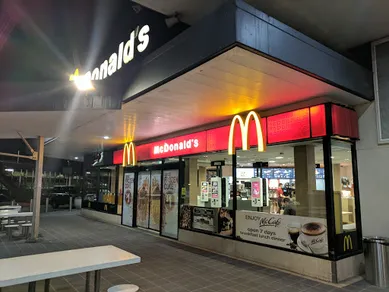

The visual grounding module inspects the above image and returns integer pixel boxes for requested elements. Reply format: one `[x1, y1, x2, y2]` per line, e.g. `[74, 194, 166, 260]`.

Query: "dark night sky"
[0, 0, 187, 82]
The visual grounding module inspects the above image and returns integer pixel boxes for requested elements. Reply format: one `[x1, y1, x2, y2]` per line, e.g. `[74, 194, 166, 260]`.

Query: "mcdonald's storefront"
[81, 102, 362, 282]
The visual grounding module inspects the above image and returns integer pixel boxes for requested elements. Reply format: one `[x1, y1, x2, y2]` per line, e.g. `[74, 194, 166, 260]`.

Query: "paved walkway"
[0, 212, 381, 292]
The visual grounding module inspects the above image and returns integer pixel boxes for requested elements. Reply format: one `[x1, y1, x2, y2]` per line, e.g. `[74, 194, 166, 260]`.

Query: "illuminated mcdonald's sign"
[228, 111, 266, 155]
[122, 142, 136, 167]
[344, 235, 353, 251]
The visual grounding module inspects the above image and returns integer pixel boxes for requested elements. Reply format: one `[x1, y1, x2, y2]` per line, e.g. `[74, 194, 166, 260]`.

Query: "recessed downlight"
[103, 136, 110, 140]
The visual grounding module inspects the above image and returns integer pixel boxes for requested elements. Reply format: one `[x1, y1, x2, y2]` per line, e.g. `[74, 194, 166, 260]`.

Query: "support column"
[294, 145, 316, 216]
[188, 158, 199, 206]
[31, 136, 44, 241]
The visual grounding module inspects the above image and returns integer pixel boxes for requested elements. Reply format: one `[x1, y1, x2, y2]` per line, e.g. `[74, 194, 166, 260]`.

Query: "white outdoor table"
[0, 206, 21, 211]
[0, 245, 141, 292]
[0, 212, 32, 219]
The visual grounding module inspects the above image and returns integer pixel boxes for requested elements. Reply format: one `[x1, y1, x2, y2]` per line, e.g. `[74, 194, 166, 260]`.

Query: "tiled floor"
[0, 211, 384, 292]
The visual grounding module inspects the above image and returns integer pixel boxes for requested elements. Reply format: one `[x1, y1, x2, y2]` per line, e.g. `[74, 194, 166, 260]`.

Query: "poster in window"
[218, 208, 233, 237]
[180, 205, 192, 229]
[236, 211, 328, 256]
[149, 171, 161, 231]
[161, 169, 179, 238]
[200, 181, 209, 202]
[192, 207, 215, 232]
[251, 178, 263, 207]
[210, 177, 221, 208]
[122, 173, 135, 227]
[137, 172, 150, 229]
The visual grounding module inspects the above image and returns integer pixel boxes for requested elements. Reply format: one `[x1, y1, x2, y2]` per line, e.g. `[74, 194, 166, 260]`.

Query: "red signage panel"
[137, 131, 208, 161]
[267, 108, 310, 144]
[332, 105, 359, 139]
[113, 149, 123, 165]
[310, 105, 326, 137]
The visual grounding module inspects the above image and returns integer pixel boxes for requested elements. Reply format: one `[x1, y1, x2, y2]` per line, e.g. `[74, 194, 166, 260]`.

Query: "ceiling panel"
[52, 47, 365, 159]
[134, 0, 389, 50]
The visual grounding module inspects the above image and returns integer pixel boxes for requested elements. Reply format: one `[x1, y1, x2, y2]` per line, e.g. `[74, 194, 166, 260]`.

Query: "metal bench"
[21, 223, 32, 238]
[4, 224, 19, 240]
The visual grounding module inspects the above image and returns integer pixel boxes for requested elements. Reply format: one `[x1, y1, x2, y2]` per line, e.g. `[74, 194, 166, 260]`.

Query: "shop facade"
[80, 0, 373, 284]
[82, 102, 361, 282]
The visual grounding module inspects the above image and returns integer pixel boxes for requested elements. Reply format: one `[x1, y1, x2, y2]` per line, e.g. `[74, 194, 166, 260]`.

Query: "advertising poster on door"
[210, 177, 222, 208]
[200, 181, 209, 202]
[122, 173, 135, 226]
[251, 179, 263, 207]
[236, 211, 328, 256]
[149, 171, 161, 230]
[137, 172, 150, 229]
[162, 169, 179, 238]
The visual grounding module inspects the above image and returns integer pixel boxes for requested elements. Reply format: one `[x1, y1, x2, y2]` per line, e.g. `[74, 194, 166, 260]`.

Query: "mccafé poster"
[122, 173, 135, 226]
[236, 211, 328, 256]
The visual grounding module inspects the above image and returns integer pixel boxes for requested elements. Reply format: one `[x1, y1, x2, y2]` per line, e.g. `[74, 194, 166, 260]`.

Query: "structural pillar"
[294, 145, 316, 216]
[31, 136, 44, 241]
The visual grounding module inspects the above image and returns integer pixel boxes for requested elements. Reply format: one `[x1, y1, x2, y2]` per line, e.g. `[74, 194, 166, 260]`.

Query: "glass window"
[99, 167, 117, 205]
[331, 140, 356, 233]
[180, 154, 234, 237]
[235, 141, 329, 257]
[236, 142, 326, 218]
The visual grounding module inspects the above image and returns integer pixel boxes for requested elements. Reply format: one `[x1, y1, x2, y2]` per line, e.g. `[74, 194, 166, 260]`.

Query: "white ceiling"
[38, 46, 365, 159]
[134, 0, 389, 51]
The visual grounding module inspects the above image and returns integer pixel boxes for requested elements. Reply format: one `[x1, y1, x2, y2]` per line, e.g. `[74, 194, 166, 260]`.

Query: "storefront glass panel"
[331, 140, 356, 233]
[161, 169, 180, 238]
[235, 141, 328, 256]
[137, 172, 151, 228]
[180, 155, 234, 237]
[122, 172, 135, 227]
[149, 171, 162, 231]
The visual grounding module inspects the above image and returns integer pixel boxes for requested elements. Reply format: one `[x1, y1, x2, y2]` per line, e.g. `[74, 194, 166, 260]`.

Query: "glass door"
[137, 172, 151, 228]
[149, 171, 162, 231]
[122, 172, 135, 227]
[161, 169, 180, 238]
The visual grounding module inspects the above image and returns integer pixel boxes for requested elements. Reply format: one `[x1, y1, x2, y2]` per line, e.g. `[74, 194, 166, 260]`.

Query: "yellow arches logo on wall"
[344, 235, 353, 251]
[123, 142, 136, 167]
[228, 111, 266, 155]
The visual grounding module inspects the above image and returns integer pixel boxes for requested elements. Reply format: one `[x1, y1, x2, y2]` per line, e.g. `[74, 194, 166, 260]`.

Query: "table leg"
[94, 270, 101, 292]
[28, 281, 36, 292]
[85, 272, 91, 292]
[44, 279, 50, 292]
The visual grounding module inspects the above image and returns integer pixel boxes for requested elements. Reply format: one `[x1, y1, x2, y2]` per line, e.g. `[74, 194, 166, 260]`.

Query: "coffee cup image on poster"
[122, 173, 135, 226]
[236, 210, 328, 256]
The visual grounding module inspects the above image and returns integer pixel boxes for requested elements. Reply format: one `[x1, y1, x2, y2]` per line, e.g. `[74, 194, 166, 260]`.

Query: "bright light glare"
[103, 136, 110, 140]
[5, 168, 14, 172]
[269, 160, 276, 163]
[74, 75, 94, 91]
[74, 157, 79, 160]
[275, 156, 284, 159]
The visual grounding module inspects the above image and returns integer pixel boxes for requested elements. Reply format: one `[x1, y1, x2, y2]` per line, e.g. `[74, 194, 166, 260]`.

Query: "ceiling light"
[73, 75, 94, 91]
[275, 156, 284, 159]
[74, 157, 79, 160]
[5, 168, 14, 172]
[331, 156, 334, 159]
[237, 156, 241, 158]
[103, 136, 110, 140]
[269, 160, 276, 163]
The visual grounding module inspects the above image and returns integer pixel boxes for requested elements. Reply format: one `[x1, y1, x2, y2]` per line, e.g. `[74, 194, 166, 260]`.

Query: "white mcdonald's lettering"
[153, 139, 199, 155]
[228, 111, 265, 155]
[122, 142, 136, 166]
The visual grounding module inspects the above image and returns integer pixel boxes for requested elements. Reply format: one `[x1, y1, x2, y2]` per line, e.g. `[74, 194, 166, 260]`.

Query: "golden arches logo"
[344, 235, 353, 251]
[123, 142, 136, 166]
[228, 111, 266, 155]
